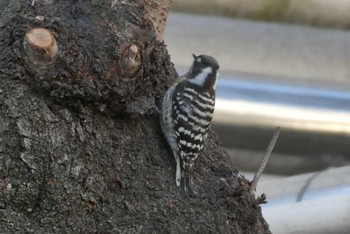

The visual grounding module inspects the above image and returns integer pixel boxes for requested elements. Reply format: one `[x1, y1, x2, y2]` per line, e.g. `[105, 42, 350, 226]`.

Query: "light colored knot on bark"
[119, 44, 141, 80]
[23, 27, 58, 68]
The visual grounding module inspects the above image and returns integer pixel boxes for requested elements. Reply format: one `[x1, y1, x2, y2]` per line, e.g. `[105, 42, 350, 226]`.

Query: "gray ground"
[164, 12, 350, 83]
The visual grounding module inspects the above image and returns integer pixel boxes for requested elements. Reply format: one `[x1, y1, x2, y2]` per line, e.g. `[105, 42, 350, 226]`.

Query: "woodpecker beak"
[192, 54, 197, 60]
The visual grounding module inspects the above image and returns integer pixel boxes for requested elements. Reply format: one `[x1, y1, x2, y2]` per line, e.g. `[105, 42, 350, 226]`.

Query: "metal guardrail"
[212, 73, 350, 174]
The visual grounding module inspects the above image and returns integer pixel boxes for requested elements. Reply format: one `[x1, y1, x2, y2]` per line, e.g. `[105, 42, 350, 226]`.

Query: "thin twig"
[250, 127, 281, 192]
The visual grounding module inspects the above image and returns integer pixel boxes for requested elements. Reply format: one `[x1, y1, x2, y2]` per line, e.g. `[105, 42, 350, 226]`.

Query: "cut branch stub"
[118, 44, 141, 80]
[23, 27, 58, 68]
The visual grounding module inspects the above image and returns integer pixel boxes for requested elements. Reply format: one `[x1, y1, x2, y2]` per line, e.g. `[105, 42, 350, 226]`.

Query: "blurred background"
[164, 1, 350, 233]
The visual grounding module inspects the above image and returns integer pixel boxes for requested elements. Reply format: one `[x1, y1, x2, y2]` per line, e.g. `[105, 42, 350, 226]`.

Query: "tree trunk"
[0, 1, 270, 233]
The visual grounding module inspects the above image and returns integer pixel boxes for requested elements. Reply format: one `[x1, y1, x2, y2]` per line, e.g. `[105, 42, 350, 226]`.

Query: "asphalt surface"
[164, 12, 350, 83]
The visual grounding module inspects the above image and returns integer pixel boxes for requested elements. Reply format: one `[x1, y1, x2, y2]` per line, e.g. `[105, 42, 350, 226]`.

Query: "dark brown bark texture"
[0, 1, 270, 233]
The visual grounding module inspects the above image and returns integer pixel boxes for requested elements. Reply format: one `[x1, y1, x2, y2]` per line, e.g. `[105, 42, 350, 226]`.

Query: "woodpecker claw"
[183, 164, 197, 197]
[152, 106, 161, 114]
[183, 179, 197, 197]
[186, 184, 197, 197]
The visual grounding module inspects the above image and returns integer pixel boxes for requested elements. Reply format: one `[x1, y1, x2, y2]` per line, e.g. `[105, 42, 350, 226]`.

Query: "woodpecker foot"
[183, 167, 197, 197]
[185, 184, 197, 197]
[150, 106, 161, 118]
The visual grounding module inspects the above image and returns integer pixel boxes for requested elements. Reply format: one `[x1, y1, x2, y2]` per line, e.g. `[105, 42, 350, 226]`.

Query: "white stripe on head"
[188, 67, 212, 86]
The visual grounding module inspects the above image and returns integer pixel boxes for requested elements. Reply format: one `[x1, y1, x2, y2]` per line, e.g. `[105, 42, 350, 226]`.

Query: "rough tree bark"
[0, 1, 271, 233]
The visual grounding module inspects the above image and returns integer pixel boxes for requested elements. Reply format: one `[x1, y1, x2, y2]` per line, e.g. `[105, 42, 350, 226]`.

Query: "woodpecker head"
[186, 54, 220, 90]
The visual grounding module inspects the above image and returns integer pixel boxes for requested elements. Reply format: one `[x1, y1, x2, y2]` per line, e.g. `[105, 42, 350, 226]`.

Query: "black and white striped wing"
[172, 82, 215, 164]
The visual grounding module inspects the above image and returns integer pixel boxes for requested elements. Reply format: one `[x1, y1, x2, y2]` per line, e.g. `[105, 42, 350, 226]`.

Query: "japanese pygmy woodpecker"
[161, 54, 219, 196]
